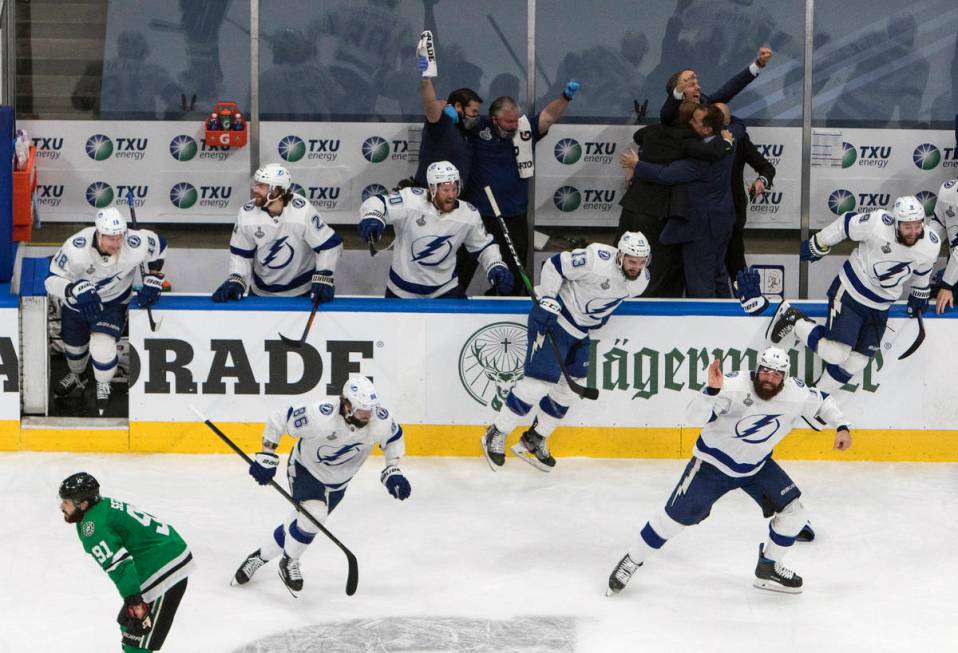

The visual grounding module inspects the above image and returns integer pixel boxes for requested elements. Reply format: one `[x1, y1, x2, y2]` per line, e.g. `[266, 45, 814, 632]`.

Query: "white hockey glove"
[417, 30, 437, 78]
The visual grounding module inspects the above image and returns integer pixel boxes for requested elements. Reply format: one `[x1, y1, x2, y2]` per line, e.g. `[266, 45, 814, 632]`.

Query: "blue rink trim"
[0, 284, 17, 306]
[127, 295, 958, 318]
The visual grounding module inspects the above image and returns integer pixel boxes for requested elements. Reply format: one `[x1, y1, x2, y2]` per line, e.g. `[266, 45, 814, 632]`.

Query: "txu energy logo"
[361, 184, 388, 201]
[459, 322, 527, 410]
[86, 134, 114, 161]
[169, 182, 198, 209]
[553, 186, 582, 212]
[279, 135, 306, 162]
[31, 136, 64, 160]
[169, 135, 198, 161]
[841, 142, 857, 168]
[362, 136, 390, 163]
[554, 138, 582, 164]
[85, 182, 115, 208]
[912, 143, 941, 170]
[828, 188, 856, 215]
[915, 190, 937, 216]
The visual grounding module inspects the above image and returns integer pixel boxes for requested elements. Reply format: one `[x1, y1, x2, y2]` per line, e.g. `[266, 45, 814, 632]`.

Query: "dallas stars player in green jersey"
[59, 472, 194, 652]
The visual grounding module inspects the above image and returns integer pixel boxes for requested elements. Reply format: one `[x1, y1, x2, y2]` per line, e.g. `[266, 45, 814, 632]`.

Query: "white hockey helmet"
[426, 160, 460, 195]
[758, 346, 789, 374]
[617, 231, 651, 267]
[892, 195, 925, 225]
[253, 163, 291, 191]
[94, 207, 127, 236]
[342, 376, 379, 413]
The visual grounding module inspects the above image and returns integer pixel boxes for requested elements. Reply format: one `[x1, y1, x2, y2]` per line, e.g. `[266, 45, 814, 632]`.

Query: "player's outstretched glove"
[563, 80, 580, 101]
[136, 274, 163, 308]
[212, 274, 246, 302]
[359, 216, 385, 243]
[800, 235, 829, 262]
[65, 280, 103, 322]
[734, 267, 769, 316]
[310, 270, 335, 304]
[417, 30, 437, 78]
[487, 264, 515, 295]
[381, 465, 411, 500]
[117, 593, 152, 636]
[907, 286, 930, 316]
[530, 296, 561, 334]
[249, 451, 279, 485]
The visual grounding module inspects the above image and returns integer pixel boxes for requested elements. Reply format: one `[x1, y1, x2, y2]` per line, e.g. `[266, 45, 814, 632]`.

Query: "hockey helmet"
[758, 347, 789, 374]
[426, 160, 460, 195]
[617, 231, 651, 259]
[253, 163, 291, 191]
[94, 207, 127, 236]
[342, 376, 379, 413]
[892, 195, 925, 225]
[59, 472, 101, 506]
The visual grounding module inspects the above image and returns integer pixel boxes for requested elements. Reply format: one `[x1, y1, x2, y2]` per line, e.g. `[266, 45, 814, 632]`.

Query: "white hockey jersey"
[816, 209, 940, 310]
[359, 187, 506, 298]
[228, 196, 343, 297]
[45, 226, 167, 304]
[929, 179, 958, 286]
[536, 244, 649, 339]
[687, 372, 847, 478]
[262, 399, 404, 490]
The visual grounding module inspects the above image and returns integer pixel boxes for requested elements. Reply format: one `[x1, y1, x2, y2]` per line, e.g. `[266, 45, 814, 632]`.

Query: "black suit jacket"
[730, 117, 776, 229]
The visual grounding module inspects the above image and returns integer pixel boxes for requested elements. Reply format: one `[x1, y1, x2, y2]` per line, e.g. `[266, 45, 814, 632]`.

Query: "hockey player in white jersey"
[232, 376, 409, 593]
[358, 160, 514, 298]
[929, 179, 958, 314]
[606, 348, 852, 596]
[45, 207, 167, 415]
[212, 163, 343, 302]
[481, 231, 650, 472]
[769, 195, 940, 393]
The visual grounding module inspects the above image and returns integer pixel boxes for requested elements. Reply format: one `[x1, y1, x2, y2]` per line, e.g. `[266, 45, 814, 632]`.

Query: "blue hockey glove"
[487, 264, 515, 295]
[381, 465, 411, 501]
[734, 267, 769, 315]
[135, 274, 163, 308]
[442, 104, 460, 124]
[530, 297, 561, 334]
[563, 80, 580, 101]
[907, 287, 930, 316]
[65, 280, 103, 322]
[212, 274, 245, 302]
[800, 235, 829, 262]
[359, 216, 385, 243]
[310, 271, 335, 304]
[249, 451, 279, 485]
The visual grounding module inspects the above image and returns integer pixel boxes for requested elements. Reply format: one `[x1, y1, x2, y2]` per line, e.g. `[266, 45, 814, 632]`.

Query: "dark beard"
[753, 377, 784, 401]
[63, 509, 84, 524]
[344, 413, 369, 429]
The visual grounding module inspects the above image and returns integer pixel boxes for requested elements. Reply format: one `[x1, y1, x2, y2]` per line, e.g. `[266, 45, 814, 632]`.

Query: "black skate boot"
[95, 381, 111, 417]
[279, 554, 303, 593]
[766, 302, 810, 345]
[512, 427, 556, 472]
[753, 544, 803, 593]
[54, 372, 86, 398]
[232, 549, 267, 586]
[606, 553, 642, 596]
[481, 425, 506, 470]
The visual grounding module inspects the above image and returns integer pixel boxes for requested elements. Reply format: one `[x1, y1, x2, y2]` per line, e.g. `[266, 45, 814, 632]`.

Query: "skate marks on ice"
[232, 616, 576, 652]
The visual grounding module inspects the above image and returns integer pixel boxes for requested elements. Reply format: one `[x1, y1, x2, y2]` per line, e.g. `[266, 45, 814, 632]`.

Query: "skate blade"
[605, 587, 622, 597]
[510, 443, 554, 473]
[480, 436, 504, 472]
[278, 571, 301, 599]
[752, 578, 803, 594]
[764, 300, 792, 345]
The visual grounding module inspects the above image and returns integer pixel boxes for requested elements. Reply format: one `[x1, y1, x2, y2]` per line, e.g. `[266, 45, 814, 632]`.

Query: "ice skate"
[279, 554, 303, 595]
[766, 301, 809, 345]
[232, 549, 267, 586]
[481, 425, 506, 470]
[53, 372, 85, 398]
[606, 553, 642, 596]
[511, 428, 556, 472]
[95, 381, 111, 416]
[753, 544, 803, 593]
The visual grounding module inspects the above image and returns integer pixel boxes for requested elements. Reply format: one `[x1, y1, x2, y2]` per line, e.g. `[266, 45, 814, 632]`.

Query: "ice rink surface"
[2, 452, 956, 652]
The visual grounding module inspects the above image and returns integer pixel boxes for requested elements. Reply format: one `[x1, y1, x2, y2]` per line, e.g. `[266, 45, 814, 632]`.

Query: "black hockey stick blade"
[367, 239, 378, 257]
[278, 294, 322, 348]
[898, 313, 925, 360]
[190, 406, 359, 596]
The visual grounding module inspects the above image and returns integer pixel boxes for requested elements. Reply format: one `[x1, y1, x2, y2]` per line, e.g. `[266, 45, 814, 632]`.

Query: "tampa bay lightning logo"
[734, 414, 782, 443]
[319, 403, 334, 415]
[261, 236, 295, 269]
[127, 235, 141, 247]
[872, 260, 911, 287]
[583, 296, 623, 316]
[314, 443, 362, 466]
[410, 235, 453, 266]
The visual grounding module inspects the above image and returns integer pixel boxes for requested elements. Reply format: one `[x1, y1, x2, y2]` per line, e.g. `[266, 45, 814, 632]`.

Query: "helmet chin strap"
[262, 188, 284, 211]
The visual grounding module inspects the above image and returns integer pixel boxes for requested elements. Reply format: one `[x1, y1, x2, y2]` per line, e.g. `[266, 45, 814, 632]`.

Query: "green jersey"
[76, 497, 194, 602]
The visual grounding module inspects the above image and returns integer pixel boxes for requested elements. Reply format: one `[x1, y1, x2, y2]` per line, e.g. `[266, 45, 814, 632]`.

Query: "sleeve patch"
[597, 249, 611, 260]
[945, 180, 956, 189]
[930, 230, 940, 244]
[387, 193, 403, 205]
[72, 236, 87, 248]
[291, 197, 307, 209]
[126, 234, 141, 248]
[410, 187, 424, 195]
[793, 378, 806, 387]
[319, 402, 334, 415]
[376, 407, 389, 420]
[243, 200, 256, 211]
[881, 213, 894, 225]
[725, 371, 739, 378]
[858, 213, 870, 223]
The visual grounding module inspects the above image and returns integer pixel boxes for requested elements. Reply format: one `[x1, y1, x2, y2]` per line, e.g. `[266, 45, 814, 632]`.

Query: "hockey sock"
[258, 524, 285, 561]
[764, 501, 806, 562]
[794, 319, 823, 351]
[629, 509, 685, 563]
[64, 343, 90, 375]
[283, 519, 317, 559]
[492, 377, 550, 433]
[90, 333, 118, 383]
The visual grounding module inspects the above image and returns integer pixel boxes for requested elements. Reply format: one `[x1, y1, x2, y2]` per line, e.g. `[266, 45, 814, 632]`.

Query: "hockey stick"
[279, 293, 321, 348]
[898, 312, 925, 360]
[126, 192, 160, 332]
[483, 186, 599, 401]
[190, 405, 359, 596]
